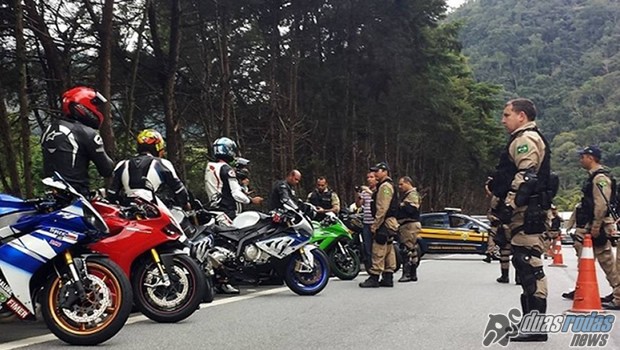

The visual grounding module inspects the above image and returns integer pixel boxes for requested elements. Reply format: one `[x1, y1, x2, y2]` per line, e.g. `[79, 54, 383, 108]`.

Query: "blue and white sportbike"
[191, 201, 330, 296]
[0, 174, 132, 345]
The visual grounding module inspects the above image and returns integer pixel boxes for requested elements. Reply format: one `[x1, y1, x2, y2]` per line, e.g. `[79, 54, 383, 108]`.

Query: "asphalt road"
[1, 246, 619, 349]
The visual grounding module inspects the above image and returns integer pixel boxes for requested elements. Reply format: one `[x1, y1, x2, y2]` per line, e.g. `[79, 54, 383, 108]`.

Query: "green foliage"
[450, 0, 620, 208]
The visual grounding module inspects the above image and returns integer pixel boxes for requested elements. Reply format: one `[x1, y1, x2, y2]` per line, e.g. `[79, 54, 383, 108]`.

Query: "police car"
[417, 208, 491, 255]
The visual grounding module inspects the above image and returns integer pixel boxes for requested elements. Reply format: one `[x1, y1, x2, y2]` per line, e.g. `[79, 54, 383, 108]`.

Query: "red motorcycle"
[89, 190, 205, 323]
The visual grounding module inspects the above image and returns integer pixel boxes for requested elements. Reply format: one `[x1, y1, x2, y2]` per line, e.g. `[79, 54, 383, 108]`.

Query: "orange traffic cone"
[545, 239, 554, 259]
[549, 236, 566, 267]
[570, 234, 603, 312]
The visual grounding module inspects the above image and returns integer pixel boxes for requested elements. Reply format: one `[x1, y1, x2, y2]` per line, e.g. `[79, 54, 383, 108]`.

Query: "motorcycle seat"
[213, 224, 268, 242]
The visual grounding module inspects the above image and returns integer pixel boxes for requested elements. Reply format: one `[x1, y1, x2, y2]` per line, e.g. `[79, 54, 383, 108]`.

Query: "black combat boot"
[601, 293, 614, 303]
[398, 263, 413, 282]
[359, 274, 380, 288]
[496, 268, 509, 283]
[511, 296, 548, 342]
[379, 272, 394, 287]
[561, 290, 575, 300]
[410, 263, 418, 282]
[482, 253, 493, 263]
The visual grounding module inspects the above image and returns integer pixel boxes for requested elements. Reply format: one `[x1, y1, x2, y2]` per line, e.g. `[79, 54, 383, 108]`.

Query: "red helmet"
[61, 86, 107, 129]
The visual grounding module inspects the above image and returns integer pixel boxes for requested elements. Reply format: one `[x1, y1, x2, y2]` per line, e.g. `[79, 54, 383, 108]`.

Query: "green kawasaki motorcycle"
[310, 213, 361, 280]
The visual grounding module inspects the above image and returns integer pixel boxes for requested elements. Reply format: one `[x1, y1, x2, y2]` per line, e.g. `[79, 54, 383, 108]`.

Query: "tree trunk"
[15, 0, 33, 197]
[148, 0, 184, 178]
[98, 0, 117, 160]
[0, 81, 22, 196]
[216, 1, 232, 136]
[24, 0, 70, 98]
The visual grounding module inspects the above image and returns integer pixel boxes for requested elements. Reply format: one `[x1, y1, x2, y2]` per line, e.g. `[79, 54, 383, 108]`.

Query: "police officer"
[359, 162, 399, 288]
[565, 146, 620, 309]
[307, 176, 341, 221]
[107, 129, 190, 208]
[396, 176, 421, 283]
[41, 86, 114, 196]
[486, 199, 514, 284]
[488, 98, 553, 342]
[268, 170, 302, 210]
[205, 137, 263, 219]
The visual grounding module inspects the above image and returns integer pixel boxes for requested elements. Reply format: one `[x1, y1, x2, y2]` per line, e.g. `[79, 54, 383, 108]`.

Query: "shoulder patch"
[228, 169, 237, 178]
[516, 144, 529, 154]
[382, 187, 392, 196]
[597, 180, 608, 188]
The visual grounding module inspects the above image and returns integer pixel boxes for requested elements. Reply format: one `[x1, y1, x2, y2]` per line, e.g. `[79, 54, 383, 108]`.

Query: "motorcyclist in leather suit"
[40, 86, 114, 196]
[107, 129, 190, 208]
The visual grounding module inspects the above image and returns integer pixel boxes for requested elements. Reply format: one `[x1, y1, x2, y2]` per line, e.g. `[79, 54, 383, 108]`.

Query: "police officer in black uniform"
[107, 129, 190, 208]
[307, 176, 341, 221]
[41, 86, 114, 196]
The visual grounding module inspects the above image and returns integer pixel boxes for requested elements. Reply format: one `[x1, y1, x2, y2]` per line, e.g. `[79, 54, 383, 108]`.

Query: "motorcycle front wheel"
[133, 254, 205, 323]
[41, 257, 132, 345]
[284, 248, 330, 296]
[328, 244, 360, 280]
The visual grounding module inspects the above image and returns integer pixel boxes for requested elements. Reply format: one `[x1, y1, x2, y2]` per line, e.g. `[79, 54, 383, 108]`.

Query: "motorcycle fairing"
[255, 233, 309, 260]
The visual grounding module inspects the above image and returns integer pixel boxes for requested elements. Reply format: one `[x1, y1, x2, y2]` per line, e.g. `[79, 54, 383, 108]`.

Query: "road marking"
[0, 286, 289, 350]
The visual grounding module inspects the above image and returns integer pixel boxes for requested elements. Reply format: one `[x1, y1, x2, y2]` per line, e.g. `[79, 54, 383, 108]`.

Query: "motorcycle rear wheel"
[328, 245, 360, 280]
[133, 254, 205, 323]
[41, 257, 132, 345]
[284, 248, 330, 296]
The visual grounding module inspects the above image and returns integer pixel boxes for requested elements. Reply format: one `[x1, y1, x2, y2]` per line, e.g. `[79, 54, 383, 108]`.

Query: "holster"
[375, 225, 397, 245]
[523, 196, 546, 234]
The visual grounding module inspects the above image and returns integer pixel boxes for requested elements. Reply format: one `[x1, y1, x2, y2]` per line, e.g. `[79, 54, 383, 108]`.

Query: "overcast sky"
[447, 0, 468, 10]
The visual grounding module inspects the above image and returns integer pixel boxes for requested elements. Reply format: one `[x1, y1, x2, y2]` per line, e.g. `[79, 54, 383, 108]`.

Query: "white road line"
[0, 286, 290, 350]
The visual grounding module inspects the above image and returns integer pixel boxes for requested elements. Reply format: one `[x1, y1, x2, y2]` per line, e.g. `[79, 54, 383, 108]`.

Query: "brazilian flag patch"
[598, 181, 608, 187]
[516, 144, 529, 154]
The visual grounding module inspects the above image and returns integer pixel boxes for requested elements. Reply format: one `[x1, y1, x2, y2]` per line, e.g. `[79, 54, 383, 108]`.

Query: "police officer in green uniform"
[567, 146, 620, 310]
[307, 176, 341, 221]
[359, 162, 399, 288]
[396, 176, 421, 282]
[488, 98, 555, 342]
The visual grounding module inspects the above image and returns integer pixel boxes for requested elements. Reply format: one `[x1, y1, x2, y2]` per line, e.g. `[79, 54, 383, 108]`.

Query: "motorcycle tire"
[284, 248, 330, 296]
[41, 257, 132, 345]
[328, 245, 360, 280]
[133, 254, 205, 323]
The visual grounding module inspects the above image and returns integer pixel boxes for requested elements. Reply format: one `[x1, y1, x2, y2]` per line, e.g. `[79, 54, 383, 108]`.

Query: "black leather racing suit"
[40, 118, 114, 195]
[107, 153, 189, 207]
[268, 180, 299, 211]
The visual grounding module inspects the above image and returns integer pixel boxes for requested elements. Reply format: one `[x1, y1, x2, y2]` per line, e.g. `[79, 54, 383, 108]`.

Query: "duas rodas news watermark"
[483, 308, 615, 347]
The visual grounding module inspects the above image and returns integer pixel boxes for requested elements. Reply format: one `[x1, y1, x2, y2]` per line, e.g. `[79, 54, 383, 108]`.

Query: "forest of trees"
[450, 0, 620, 210]
[0, 0, 505, 212]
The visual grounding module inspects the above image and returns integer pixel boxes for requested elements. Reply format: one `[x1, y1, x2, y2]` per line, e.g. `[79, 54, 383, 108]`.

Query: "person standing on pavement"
[396, 176, 421, 283]
[562, 145, 620, 310]
[359, 162, 399, 288]
[307, 176, 341, 221]
[358, 172, 378, 272]
[487, 98, 553, 342]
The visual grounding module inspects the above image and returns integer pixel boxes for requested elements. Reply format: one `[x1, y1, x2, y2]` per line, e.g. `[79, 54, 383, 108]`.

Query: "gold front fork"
[150, 249, 170, 286]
